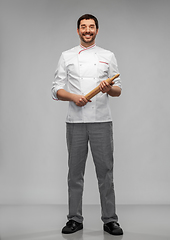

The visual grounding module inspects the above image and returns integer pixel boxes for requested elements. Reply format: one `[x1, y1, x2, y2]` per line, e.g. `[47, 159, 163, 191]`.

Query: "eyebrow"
[80, 24, 95, 27]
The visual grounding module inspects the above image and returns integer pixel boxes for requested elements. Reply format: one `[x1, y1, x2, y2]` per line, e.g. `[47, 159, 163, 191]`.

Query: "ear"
[77, 28, 80, 35]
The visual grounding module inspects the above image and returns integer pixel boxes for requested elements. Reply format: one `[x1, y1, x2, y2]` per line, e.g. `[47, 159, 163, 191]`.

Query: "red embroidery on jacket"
[99, 61, 109, 65]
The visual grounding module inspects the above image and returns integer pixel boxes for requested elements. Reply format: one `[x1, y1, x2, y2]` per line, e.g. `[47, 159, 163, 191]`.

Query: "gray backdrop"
[0, 0, 170, 205]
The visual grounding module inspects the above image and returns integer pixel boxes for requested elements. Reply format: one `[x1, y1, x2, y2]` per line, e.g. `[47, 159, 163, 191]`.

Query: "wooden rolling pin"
[85, 73, 120, 101]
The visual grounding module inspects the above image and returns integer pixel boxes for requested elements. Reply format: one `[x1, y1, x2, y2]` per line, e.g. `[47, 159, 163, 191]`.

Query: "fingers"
[79, 97, 87, 106]
[76, 96, 89, 107]
[99, 80, 111, 93]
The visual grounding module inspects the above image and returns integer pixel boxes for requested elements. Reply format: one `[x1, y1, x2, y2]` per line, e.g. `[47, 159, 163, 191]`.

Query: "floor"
[0, 205, 169, 240]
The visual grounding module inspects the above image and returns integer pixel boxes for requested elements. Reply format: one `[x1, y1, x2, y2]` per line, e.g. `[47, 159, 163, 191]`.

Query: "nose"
[86, 26, 90, 32]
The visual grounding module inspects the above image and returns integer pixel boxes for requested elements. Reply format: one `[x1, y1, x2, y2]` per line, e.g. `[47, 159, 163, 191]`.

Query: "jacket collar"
[79, 43, 96, 54]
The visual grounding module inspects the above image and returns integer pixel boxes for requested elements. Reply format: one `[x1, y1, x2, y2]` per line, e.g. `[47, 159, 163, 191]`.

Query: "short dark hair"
[77, 14, 99, 29]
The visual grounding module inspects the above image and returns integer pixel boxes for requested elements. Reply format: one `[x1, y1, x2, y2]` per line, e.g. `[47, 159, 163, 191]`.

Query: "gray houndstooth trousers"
[66, 122, 118, 224]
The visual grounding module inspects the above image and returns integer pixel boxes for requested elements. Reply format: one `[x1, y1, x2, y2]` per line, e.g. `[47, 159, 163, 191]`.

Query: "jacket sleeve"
[51, 53, 67, 100]
[109, 53, 122, 89]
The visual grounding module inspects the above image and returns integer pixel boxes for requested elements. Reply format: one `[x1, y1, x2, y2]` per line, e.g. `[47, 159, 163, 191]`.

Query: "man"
[52, 14, 123, 236]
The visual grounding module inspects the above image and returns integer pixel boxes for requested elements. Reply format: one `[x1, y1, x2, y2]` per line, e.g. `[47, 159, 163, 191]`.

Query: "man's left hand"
[99, 80, 112, 93]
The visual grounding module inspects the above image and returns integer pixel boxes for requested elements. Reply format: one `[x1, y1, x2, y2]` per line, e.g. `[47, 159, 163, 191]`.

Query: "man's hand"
[99, 81, 121, 97]
[57, 89, 91, 106]
[99, 80, 112, 93]
[72, 94, 91, 107]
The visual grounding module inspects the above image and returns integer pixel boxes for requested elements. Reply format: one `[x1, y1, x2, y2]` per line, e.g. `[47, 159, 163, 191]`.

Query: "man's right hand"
[57, 89, 91, 107]
[72, 94, 91, 107]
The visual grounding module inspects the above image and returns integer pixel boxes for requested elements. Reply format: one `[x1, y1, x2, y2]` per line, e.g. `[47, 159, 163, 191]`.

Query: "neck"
[80, 41, 96, 48]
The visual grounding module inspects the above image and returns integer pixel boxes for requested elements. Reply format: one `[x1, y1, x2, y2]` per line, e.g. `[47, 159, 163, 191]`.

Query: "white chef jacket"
[52, 44, 121, 123]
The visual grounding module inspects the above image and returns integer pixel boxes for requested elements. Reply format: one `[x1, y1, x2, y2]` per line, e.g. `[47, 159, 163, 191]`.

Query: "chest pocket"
[97, 61, 109, 79]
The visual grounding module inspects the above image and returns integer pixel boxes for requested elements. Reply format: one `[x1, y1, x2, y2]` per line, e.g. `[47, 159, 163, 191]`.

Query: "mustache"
[83, 32, 93, 36]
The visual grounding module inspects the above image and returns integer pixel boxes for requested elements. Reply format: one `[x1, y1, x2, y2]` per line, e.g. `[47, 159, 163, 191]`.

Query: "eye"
[90, 25, 95, 29]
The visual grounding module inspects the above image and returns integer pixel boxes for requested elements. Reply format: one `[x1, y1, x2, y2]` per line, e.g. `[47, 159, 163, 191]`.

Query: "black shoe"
[62, 220, 83, 234]
[104, 221, 123, 235]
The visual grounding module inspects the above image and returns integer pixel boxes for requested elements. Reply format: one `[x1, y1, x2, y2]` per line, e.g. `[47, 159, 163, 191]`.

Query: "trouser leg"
[66, 123, 88, 223]
[88, 122, 118, 224]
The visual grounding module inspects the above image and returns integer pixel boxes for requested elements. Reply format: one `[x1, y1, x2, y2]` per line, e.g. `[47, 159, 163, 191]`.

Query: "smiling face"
[77, 19, 99, 47]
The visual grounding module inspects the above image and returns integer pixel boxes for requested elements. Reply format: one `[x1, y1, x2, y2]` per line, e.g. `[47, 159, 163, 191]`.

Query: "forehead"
[80, 19, 96, 26]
